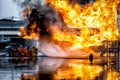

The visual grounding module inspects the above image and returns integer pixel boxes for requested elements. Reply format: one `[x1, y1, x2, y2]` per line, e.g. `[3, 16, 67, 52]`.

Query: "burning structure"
[16, 0, 120, 58]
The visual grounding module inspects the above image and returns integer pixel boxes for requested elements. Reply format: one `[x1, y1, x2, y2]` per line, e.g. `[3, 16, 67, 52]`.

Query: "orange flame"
[53, 60, 102, 80]
[47, 0, 120, 50]
[18, 0, 120, 56]
[18, 23, 40, 40]
[106, 70, 120, 80]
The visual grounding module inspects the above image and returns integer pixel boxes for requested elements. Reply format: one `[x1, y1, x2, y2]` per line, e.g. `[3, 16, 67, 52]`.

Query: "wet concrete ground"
[0, 56, 119, 80]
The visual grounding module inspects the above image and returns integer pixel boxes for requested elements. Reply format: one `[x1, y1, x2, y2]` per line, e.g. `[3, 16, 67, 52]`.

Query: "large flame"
[53, 60, 103, 80]
[106, 70, 120, 80]
[18, 0, 120, 57]
[47, 0, 120, 49]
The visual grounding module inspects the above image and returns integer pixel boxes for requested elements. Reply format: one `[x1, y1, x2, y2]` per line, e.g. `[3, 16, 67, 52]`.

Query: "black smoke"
[13, 0, 66, 37]
[13, 0, 92, 38]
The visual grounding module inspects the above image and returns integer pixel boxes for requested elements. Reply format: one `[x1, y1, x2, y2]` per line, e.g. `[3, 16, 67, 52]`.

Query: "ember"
[17, 0, 120, 58]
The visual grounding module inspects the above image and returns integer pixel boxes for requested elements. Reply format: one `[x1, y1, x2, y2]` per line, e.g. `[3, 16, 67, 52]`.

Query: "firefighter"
[89, 53, 93, 64]
[30, 46, 37, 56]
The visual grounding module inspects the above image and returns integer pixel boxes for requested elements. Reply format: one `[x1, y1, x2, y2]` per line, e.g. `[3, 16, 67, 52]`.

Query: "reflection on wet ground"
[0, 57, 119, 80]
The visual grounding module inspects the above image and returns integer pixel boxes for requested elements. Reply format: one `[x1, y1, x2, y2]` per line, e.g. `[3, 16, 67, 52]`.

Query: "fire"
[47, 0, 120, 49]
[53, 60, 102, 80]
[106, 70, 120, 80]
[19, 23, 40, 40]
[18, 0, 120, 57]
